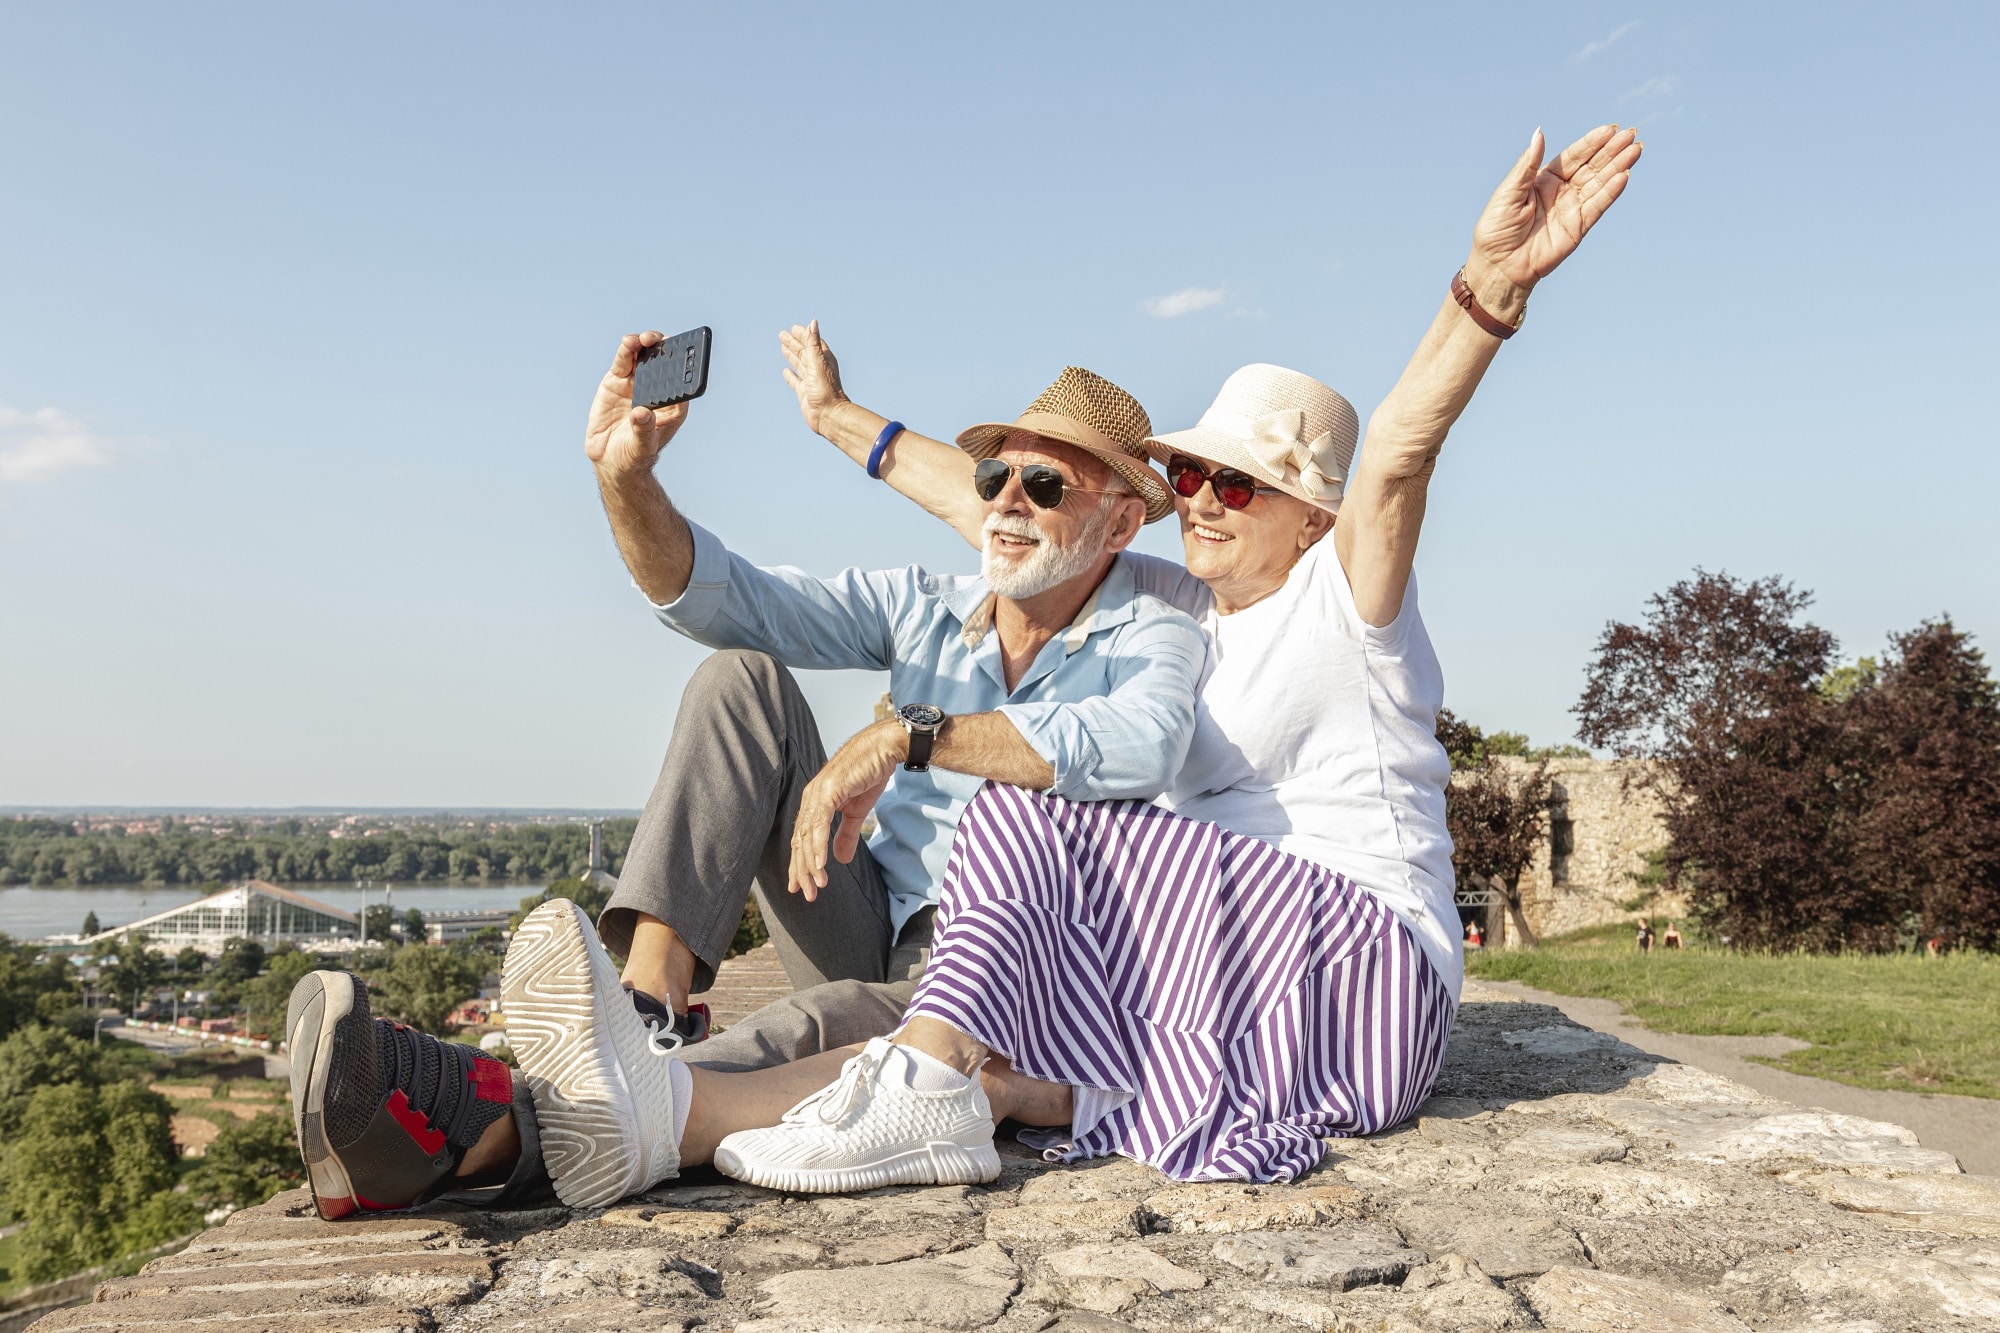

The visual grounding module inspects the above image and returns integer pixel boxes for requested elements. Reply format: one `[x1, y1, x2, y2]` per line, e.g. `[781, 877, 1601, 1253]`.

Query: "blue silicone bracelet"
[866, 421, 905, 480]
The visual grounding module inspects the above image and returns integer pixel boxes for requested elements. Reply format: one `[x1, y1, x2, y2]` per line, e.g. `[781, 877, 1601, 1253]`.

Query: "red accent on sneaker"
[317, 1193, 358, 1219]
[385, 1087, 446, 1155]
[468, 1056, 512, 1103]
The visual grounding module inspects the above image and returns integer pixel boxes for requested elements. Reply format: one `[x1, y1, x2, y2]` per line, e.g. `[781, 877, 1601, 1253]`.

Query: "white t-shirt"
[1124, 541, 1463, 998]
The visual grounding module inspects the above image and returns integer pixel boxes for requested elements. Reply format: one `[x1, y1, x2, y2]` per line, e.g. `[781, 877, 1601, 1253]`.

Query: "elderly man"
[281, 328, 1206, 1216]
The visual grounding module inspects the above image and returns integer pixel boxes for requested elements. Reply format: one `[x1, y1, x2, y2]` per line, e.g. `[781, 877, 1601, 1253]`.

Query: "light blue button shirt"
[653, 520, 1207, 936]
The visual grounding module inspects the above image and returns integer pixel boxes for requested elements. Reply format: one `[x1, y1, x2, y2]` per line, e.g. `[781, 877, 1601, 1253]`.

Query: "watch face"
[898, 703, 944, 729]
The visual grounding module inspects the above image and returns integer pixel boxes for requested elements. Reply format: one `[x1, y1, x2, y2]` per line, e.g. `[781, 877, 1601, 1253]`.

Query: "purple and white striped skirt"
[904, 784, 1457, 1183]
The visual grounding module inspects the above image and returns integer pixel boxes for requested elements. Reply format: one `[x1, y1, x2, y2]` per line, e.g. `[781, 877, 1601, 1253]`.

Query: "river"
[0, 882, 548, 942]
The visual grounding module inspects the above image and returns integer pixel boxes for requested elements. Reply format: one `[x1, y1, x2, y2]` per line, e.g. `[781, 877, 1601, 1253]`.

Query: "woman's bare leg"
[680, 1045, 865, 1164]
[895, 1013, 1073, 1127]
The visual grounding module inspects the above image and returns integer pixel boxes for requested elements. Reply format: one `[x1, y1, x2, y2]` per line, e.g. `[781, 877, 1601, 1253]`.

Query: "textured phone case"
[634, 326, 713, 408]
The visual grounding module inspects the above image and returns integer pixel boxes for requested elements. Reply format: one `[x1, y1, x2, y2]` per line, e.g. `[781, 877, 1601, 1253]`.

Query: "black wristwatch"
[895, 703, 946, 772]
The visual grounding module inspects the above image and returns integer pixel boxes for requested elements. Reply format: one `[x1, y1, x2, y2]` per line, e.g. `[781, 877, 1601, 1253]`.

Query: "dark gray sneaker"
[284, 969, 515, 1219]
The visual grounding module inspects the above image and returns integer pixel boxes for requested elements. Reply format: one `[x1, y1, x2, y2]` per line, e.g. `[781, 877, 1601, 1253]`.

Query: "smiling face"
[1174, 453, 1333, 614]
[979, 432, 1143, 602]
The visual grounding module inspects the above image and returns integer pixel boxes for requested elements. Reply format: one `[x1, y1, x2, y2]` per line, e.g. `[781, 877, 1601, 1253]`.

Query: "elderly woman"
[713, 124, 1641, 1189]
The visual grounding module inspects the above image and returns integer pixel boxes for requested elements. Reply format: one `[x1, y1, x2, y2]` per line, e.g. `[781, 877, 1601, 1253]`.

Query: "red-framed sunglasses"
[1166, 455, 1280, 510]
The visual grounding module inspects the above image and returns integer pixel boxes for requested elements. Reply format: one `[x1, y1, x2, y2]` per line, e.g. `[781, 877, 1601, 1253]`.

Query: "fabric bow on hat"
[1237, 408, 1346, 508]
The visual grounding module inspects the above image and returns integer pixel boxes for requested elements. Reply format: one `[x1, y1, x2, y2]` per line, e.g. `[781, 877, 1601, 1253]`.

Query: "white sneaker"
[713, 1038, 1000, 1193]
[501, 898, 683, 1206]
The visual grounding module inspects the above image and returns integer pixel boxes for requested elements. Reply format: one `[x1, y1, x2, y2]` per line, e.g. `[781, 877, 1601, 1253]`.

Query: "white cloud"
[1141, 286, 1227, 319]
[1621, 74, 1680, 103]
[1574, 21, 1637, 63]
[0, 404, 119, 482]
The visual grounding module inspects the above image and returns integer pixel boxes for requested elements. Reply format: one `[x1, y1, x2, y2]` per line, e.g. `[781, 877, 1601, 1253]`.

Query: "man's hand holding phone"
[585, 330, 701, 478]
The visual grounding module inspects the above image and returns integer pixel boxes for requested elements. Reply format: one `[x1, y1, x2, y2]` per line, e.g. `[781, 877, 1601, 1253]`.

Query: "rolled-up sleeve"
[648, 520, 899, 671]
[998, 612, 1205, 801]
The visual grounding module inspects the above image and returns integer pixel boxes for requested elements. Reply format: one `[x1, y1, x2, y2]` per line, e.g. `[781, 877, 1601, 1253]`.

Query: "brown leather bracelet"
[1451, 268, 1522, 340]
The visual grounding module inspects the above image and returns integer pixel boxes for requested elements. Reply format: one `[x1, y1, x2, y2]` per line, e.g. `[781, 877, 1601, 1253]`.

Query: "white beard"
[981, 503, 1112, 599]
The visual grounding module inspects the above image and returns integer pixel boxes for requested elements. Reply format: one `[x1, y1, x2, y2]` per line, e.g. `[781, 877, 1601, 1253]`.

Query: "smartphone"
[633, 326, 713, 408]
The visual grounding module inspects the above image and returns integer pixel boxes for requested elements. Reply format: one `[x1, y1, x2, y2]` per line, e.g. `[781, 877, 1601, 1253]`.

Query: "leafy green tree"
[0, 1024, 102, 1133]
[187, 1111, 304, 1210]
[212, 938, 265, 987]
[241, 947, 322, 1039]
[510, 876, 611, 930]
[99, 933, 167, 1015]
[362, 904, 397, 942]
[403, 907, 429, 940]
[173, 946, 205, 977]
[367, 945, 484, 1035]
[4, 1082, 200, 1281]
[79, 911, 99, 937]
[0, 936, 78, 1041]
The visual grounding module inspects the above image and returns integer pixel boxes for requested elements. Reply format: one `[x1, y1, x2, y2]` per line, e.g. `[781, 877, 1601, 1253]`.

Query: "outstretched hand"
[787, 721, 903, 901]
[779, 320, 850, 436]
[1471, 125, 1643, 292]
[585, 331, 690, 477]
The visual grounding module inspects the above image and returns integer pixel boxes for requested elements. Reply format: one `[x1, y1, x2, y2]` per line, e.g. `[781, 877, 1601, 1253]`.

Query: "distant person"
[1926, 935, 1942, 958]
[1637, 921, 1654, 953]
[1662, 923, 1683, 949]
[1465, 919, 1485, 949]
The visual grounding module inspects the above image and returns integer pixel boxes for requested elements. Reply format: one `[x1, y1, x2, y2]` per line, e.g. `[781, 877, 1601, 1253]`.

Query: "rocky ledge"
[31, 981, 2000, 1332]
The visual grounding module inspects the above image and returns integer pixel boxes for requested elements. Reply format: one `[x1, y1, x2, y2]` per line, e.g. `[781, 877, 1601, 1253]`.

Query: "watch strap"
[1450, 268, 1522, 340]
[903, 723, 936, 772]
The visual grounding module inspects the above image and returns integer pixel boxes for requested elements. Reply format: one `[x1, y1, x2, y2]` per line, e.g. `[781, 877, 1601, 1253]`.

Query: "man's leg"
[599, 649, 894, 1010]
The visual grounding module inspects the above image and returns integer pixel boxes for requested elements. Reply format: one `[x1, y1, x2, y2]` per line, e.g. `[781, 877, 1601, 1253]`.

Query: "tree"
[403, 906, 429, 940]
[212, 938, 265, 987]
[367, 944, 485, 1035]
[0, 937, 77, 1041]
[510, 876, 612, 931]
[1846, 619, 2000, 950]
[174, 945, 205, 977]
[4, 1082, 199, 1281]
[1437, 709, 1553, 943]
[362, 904, 397, 942]
[0, 1024, 102, 1134]
[98, 932, 167, 1015]
[79, 911, 99, 938]
[241, 947, 322, 1039]
[1575, 571, 1857, 951]
[187, 1111, 304, 1210]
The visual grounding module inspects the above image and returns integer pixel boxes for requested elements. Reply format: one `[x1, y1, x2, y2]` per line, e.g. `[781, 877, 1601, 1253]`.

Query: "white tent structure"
[86, 879, 357, 953]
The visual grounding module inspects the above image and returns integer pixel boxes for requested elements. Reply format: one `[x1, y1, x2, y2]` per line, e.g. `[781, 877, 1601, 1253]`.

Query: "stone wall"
[1500, 757, 1683, 941]
[34, 982, 2000, 1331]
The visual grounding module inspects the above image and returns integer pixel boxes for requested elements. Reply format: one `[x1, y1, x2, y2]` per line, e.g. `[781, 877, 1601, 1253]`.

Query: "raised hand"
[778, 319, 850, 436]
[787, 721, 902, 901]
[584, 331, 690, 477]
[1471, 125, 1643, 293]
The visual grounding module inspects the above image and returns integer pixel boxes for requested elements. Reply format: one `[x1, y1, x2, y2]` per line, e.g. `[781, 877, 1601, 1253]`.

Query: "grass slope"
[1467, 927, 2000, 1100]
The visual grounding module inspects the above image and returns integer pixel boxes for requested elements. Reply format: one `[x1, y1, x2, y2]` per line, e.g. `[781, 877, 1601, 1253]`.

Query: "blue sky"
[3, 3, 1995, 808]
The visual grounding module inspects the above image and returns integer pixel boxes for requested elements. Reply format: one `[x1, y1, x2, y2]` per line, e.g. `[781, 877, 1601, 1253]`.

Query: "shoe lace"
[802, 1045, 883, 1127]
[643, 1019, 686, 1059]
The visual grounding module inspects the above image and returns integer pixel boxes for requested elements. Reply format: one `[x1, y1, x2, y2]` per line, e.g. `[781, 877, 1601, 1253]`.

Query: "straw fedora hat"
[956, 367, 1174, 523]
[1145, 364, 1360, 514]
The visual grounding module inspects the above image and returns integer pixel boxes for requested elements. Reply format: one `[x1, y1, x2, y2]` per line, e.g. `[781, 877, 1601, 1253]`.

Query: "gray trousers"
[600, 648, 899, 995]
[600, 648, 925, 1070]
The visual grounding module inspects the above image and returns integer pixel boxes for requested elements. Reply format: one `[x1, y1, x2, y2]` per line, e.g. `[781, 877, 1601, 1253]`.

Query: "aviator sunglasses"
[1166, 455, 1280, 510]
[972, 457, 1126, 510]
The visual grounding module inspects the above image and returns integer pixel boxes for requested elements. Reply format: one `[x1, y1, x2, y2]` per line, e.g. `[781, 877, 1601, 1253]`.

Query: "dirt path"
[1481, 977, 2000, 1178]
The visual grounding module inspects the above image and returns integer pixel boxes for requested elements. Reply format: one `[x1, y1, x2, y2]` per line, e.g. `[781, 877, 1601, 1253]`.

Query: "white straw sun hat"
[1144, 364, 1360, 514]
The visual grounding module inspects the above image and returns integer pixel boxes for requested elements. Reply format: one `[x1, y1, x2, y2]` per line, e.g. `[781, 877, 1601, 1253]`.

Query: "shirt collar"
[952, 554, 1139, 653]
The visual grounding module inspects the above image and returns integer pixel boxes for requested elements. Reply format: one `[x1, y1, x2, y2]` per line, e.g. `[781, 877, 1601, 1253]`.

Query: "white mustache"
[983, 513, 1044, 545]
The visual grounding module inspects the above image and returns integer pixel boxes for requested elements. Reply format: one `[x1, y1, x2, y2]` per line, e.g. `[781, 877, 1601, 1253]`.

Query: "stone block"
[723, 1234, 829, 1271]
[829, 1232, 951, 1266]
[1211, 1226, 1426, 1289]
[747, 1240, 1019, 1331]
[1400, 1253, 1539, 1330]
[1393, 1200, 1586, 1279]
[597, 1206, 736, 1241]
[1677, 1111, 1963, 1177]
[1143, 1181, 1364, 1234]
[29, 1308, 436, 1331]
[1511, 1165, 1730, 1217]
[984, 1200, 1144, 1244]
[535, 1248, 717, 1302]
[1785, 1244, 2000, 1325]
[83, 1250, 496, 1318]
[1500, 1126, 1631, 1164]
[1524, 1264, 1753, 1331]
[1035, 1241, 1203, 1312]
[810, 1184, 977, 1230]
[1802, 1170, 2000, 1236]
[1016, 1156, 1165, 1203]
